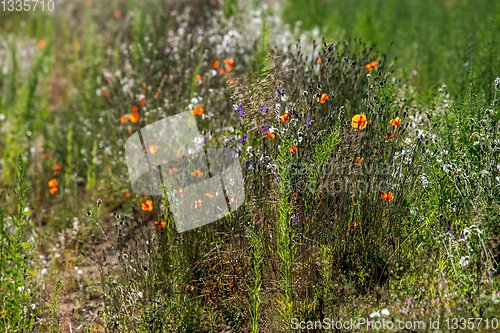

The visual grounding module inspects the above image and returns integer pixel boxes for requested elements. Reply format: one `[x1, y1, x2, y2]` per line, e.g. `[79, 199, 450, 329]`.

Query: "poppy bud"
[87, 211, 92, 216]
[303, 91, 308, 97]
[97, 198, 102, 207]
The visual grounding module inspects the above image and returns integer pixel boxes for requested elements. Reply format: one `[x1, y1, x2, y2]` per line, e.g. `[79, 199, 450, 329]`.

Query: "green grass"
[283, 0, 500, 99]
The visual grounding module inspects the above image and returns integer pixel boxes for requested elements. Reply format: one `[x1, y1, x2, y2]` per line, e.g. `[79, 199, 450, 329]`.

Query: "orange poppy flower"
[178, 189, 184, 195]
[390, 117, 401, 127]
[365, 61, 378, 71]
[267, 132, 275, 140]
[127, 128, 133, 134]
[103, 91, 110, 99]
[114, 10, 122, 19]
[280, 113, 290, 122]
[48, 179, 58, 188]
[186, 285, 195, 291]
[196, 75, 202, 81]
[194, 200, 203, 207]
[149, 144, 157, 155]
[142, 83, 147, 91]
[120, 115, 129, 123]
[218, 68, 225, 75]
[193, 107, 204, 116]
[317, 58, 322, 64]
[155, 220, 167, 228]
[231, 194, 238, 203]
[141, 200, 153, 211]
[351, 114, 368, 129]
[139, 98, 146, 106]
[205, 193, 214, 198]
[129, 112, 139, 123]
[125, 193, 130, 198]
[155, 91, 160, 98]
[381, 192, 393, 201]
[385, 132, 394, 140]
[224, 59, 234, 72]
[53, 165, 61, 176]
[317, 93, 329, 104]
[50, 187, 58, 194]
[168, 168, 178, 173]
[288, 146, 297, 153]
[354, 157, 364, 164]
[213, 60, 220, 69]
[226, 78, 236, 86]
[132, 105, 139, 112]
[38, 40, 47, 48]
[190, 170, 204, 177]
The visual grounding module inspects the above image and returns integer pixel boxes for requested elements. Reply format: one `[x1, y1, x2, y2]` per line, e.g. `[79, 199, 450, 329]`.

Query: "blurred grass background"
[282, 0, 500, 100]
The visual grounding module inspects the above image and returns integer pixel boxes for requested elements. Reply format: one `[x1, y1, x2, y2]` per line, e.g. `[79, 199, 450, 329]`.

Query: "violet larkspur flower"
[240, 134, 247, 143]
[446, 225, 451, 233]
[307, 117, 311, 125]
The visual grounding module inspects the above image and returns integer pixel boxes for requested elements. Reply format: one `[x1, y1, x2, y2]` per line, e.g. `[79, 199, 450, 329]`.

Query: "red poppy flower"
[129, 112, 140, 123]
[317, 93, 329, 103]
[390, 117, 401, 127]
[213, 60, 220, 69]
[352, 114, 368, 129]
[365, 61, 378, 71]
[381, 192, 393, 201]
[288, 146, 297, 153]
[190, 170, 204, 177]
[141, 200, 153, 211]
[193, 107, 204, 115]
[280, 113, 290, 122]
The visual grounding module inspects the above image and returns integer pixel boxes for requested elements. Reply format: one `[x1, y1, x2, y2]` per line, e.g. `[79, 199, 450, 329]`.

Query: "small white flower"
[370, 311, 380, 318]
[30, 304, 36, 310]
[138, 291, 143, 298]
[77, 269, 83, 275]
[459, 256, 470, 267]
[41, 269, 48, 276]
[381, 308, 390, 316]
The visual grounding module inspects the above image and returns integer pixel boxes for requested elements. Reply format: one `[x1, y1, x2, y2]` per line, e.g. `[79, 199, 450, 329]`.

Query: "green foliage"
[0, 155, 35, 332]
[283, 0, 500, 99]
